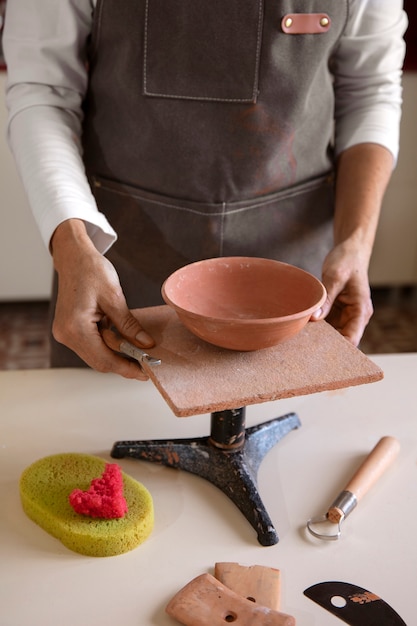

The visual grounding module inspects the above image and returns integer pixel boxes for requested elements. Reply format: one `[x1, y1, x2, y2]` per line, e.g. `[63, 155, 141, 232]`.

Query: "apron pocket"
[144, 0, 263, 102]
[91, 175, 227, 307]
[91, 172, 334, 308]
[222, 173, 335, 278]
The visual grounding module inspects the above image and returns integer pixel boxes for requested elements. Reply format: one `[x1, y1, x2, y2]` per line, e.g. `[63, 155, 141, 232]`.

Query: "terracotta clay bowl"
[161, 257, 327, 351]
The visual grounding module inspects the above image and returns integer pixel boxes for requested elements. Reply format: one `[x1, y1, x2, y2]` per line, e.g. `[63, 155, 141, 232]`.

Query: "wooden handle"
[344, 436, 400, 500]
[327, 436, 400, 523]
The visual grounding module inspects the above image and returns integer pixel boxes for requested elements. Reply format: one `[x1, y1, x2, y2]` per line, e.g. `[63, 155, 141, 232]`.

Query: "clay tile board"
[135, 305, 383, 417]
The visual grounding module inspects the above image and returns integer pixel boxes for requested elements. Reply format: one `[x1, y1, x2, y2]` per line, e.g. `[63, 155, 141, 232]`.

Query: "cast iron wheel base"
[111, 409, 301, 546]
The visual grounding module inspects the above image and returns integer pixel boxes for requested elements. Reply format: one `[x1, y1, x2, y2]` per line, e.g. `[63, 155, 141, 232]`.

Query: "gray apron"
[50, 0, 348, 367]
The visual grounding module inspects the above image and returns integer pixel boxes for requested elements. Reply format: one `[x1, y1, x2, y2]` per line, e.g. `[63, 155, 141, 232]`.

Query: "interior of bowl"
[162, 257, 326, 322]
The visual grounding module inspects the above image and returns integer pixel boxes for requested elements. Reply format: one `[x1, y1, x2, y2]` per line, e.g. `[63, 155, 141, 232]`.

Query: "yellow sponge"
[20, 453, 154, 557]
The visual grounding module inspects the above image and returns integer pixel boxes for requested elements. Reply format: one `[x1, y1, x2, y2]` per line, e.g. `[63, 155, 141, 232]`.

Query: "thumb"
[112, 310, 155, 348]
[310, 307, 324, 321]
[311, 280, 338, 321]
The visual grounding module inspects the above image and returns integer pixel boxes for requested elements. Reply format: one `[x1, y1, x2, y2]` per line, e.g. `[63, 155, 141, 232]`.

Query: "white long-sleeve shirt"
[3, 0, 407, 253]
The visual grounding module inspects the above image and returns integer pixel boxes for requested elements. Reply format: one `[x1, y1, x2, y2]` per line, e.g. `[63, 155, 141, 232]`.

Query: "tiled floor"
[0, 288, 417, 370]
[0, 300, 50, 370]
[361, 287, 417, 354]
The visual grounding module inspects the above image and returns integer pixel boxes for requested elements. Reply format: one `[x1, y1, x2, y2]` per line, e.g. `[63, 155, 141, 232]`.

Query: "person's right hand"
[51, 219, 155, 380]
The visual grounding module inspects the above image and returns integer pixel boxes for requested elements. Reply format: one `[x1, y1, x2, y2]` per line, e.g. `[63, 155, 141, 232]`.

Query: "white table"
[1, 354, 415, 625]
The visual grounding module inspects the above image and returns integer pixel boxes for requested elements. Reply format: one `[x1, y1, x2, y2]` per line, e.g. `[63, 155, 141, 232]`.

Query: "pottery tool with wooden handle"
[307, 436, 400, 540]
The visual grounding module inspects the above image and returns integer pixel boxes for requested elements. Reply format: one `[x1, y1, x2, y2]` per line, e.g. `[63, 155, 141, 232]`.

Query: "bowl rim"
[161, 257, 327, 325]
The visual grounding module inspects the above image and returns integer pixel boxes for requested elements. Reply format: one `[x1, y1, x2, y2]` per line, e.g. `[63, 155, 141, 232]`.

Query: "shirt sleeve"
[332, 0, 408, 163]
[3, 0, 116, 253]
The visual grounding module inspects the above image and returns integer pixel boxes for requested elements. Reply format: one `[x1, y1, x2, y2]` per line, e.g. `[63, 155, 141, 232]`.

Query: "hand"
[312, 143, 394, 346]
[312, 242, 373, 346]
[51, 219, 155, 380]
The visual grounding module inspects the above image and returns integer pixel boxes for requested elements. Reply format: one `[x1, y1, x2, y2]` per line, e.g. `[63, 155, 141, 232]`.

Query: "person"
[3, 1, 407, 381]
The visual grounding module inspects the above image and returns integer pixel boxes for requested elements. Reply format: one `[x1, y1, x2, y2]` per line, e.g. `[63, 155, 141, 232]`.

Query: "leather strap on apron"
[50, 0, 349, 367]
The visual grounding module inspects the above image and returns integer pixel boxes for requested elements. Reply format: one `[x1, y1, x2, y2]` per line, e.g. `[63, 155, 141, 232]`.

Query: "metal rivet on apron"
[320, 17, 330, 27]
[284, 17, 293, 28]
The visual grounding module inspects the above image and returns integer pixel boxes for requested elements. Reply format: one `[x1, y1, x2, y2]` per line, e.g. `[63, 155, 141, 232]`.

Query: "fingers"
[96, 307, 157, 378]
[315, 271, 345, 321]
[106, 308, 155, 349]
[318, 276, 373, 346]
[52, 269, 155, 380]
[50, 223, 156, 379]
[311, 249, 374, 345]
[100, 327, 151, 380]
[53, 315, 150, 380]
[326, 302, 372, 346]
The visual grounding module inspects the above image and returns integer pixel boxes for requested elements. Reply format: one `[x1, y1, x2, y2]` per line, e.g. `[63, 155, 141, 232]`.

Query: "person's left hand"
[311, 242, 374, 346]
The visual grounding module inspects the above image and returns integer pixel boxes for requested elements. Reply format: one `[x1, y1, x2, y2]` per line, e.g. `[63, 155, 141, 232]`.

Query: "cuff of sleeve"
[41, 209, 117, 255]
[84, 216, 118, 255]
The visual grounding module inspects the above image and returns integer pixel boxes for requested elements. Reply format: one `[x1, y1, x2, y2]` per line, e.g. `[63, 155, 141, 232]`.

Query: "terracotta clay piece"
[162, 256, 326, 351]
[166, 572, 296, 626]
[129, 305, 383, 417]
[214, 562, 281, 611]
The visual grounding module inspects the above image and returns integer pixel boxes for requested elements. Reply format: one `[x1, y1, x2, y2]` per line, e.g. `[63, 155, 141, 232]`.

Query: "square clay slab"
[134, 305, 383, 417]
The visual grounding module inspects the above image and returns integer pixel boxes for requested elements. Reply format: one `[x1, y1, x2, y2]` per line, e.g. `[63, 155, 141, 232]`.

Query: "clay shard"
[165, 573, 295, 626]
[214, 562, 281, 610]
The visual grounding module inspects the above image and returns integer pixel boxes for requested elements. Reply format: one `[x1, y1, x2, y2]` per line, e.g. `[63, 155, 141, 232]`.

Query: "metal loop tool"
[119, 340, 161, 366]
[307, 436, 400, 541]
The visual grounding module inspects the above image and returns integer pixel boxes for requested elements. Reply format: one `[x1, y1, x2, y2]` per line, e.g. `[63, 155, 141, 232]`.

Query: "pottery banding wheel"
[111, 305, 383, 545]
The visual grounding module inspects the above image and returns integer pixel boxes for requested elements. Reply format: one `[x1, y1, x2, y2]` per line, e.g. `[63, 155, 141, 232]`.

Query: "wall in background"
[0, 74, 52, 301]
[369, 72, 417, 286]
